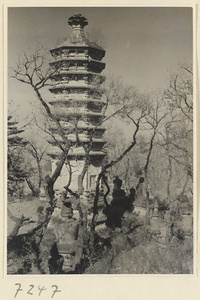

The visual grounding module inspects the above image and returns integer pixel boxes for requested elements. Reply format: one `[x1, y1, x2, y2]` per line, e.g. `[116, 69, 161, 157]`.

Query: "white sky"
[7, 7, 193, 124]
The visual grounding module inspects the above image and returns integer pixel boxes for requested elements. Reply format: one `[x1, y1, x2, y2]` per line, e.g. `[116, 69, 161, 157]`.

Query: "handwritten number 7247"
[14, 283, 61, 298]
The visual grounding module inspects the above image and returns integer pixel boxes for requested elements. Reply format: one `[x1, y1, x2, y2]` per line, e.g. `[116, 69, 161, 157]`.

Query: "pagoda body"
[48, 14, 106, 192]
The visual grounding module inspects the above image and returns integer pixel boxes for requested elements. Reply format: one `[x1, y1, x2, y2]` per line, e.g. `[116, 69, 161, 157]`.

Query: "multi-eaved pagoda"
[48, 14, 106, 192]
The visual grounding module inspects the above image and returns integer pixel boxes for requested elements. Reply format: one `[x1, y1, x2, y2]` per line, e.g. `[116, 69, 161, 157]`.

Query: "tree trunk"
[7, 208, 28, 240]
[180, 174, 190, 197]
[37, 161, 43, 189]
[167, 155, 172, 202]
[89, 122, 140, 256]
[8, 216, 24, 240]
[77, 157, 90, 195]
[144, 129, 157, 226]
[25, 177, 39, 196]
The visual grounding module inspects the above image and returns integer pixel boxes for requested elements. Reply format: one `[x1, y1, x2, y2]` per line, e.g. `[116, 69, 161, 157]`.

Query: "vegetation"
[7, 116, 28, 197]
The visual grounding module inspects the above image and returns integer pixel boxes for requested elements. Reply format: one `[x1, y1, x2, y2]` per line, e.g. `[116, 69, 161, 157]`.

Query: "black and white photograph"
[7, 6, 193, 275]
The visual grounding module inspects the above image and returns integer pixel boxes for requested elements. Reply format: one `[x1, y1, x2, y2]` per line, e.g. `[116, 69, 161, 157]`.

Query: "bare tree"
[165, 64, 193, 122]
[24, 139, 48, 196]
[88, 80, 150, 254]
[7, 115, 28, 197]
[10, 45, 72, 201]
[157, 64, 193, 198]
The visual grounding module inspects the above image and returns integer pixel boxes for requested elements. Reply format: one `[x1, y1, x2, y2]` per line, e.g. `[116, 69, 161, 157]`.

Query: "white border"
[1, 2, 199, 300]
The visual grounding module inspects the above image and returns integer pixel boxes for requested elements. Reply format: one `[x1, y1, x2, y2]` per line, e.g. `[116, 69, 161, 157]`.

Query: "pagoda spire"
[68, 14, 89, 45]
[68, 14, 88, 28]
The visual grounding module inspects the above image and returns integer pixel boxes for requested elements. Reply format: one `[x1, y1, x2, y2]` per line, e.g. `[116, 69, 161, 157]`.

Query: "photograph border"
[1, 1, 199, 299]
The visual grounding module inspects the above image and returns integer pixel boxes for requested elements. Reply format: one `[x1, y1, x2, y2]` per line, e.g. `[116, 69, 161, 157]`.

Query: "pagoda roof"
[51, 43, 105, 53]
[55, 116, 103, 126]
[8, 121, 19, 126]
[48, 150, 106, 160]
[79, 126, 106, 131]
[67, 151, 106, 157]
[49, 98, 106, 105]
[49, 82, 103, 90]
[50, 56, 104, 63]
[51, 71, 105, 82]
[48, 137, 105, 144]
[49, 57, 105, 70]
[56, 70, 105, 76]
[49, 123, 106, 132]
[50, 45, 105, 62]
[50, 14, 105, 60]
[49, 86, 103, 96]
[55, 111, 104, 118]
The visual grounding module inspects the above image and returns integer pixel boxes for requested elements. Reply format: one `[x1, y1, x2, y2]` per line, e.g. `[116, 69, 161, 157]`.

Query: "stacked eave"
[48, 14, 106, 162]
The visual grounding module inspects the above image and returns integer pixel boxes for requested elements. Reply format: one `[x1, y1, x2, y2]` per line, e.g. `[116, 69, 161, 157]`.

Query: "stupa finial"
[68, 14, 88, 28]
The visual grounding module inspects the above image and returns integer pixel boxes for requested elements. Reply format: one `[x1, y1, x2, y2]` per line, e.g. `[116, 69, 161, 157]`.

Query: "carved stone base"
[59, 252, 75, 273]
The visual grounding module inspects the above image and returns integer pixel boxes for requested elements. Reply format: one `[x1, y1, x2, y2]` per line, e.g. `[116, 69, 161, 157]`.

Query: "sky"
[7, 6, 193, 123]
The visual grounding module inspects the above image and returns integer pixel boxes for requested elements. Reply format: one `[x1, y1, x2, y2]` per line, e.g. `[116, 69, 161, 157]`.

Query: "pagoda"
[48, 14, 106, 192]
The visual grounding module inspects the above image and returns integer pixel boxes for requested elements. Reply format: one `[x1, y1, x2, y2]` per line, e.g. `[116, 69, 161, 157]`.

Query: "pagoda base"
[52, 159, 101, 192]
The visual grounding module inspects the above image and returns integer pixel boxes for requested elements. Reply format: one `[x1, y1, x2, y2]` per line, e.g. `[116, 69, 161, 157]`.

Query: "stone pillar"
[55, 202, 79, 273]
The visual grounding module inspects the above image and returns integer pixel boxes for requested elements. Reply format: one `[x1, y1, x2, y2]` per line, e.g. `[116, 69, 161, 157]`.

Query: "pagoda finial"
[68, 14, 88, 28]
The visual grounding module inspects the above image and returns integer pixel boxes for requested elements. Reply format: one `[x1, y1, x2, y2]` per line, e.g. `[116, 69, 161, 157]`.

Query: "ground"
[7, 196, 193, 275]
[7, 196, 42, 274]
